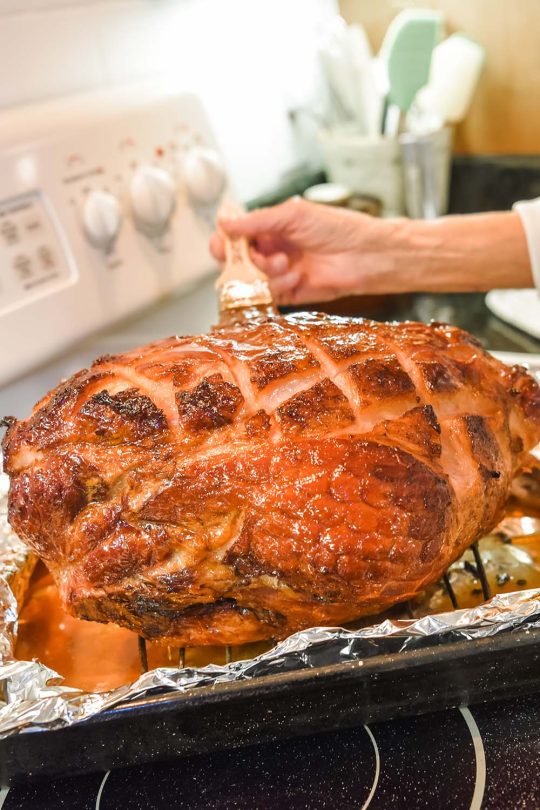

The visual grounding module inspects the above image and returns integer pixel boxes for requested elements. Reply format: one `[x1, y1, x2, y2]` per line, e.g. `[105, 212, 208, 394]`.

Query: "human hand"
[209, 197, 405, 306]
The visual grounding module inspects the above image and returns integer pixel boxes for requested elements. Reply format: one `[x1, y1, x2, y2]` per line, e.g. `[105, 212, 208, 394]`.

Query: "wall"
[339, 0, 540, 155]
[0, 0, 338, 200]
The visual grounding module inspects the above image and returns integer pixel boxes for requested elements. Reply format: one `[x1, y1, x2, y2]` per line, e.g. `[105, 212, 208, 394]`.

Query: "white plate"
[485, 289, 540, 340]
[492, 351, 540, 375]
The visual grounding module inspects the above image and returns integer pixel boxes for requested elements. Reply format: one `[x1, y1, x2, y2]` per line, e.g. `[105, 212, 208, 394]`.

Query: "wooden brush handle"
[217, 202, 268, 288]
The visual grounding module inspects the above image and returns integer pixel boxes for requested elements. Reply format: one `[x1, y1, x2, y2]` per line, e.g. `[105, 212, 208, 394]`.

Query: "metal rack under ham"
[136, 540, 493, 673]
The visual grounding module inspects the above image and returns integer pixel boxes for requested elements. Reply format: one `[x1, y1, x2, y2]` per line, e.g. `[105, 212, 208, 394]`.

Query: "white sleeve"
[513, 197, 540, 291]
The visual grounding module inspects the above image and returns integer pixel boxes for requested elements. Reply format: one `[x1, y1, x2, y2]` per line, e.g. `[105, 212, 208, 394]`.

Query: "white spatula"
[414, 33, 485, 124]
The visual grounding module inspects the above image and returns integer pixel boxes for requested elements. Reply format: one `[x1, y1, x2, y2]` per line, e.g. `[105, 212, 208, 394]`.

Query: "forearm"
[377, 211, 534, 294]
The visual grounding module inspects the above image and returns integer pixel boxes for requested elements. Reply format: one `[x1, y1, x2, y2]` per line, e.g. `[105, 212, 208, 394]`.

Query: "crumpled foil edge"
[1, 585, 540, 739]
[2, 470, 540, 739]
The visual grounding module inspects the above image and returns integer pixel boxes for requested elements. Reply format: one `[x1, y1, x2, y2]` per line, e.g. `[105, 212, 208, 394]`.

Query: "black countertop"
[369, 291, 540, 354]
[286, 290, 540, 355]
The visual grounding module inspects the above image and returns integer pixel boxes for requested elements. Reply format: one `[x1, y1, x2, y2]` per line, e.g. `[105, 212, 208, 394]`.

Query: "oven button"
[14, 254, 32, 280]
[129, 165, 176, 236]
[38, 245, 55, 270]
[25, 218, 41, 234]
[183, 146, 226, 205]
[1, 220, 19, 246]
[83, 191, 122, 251]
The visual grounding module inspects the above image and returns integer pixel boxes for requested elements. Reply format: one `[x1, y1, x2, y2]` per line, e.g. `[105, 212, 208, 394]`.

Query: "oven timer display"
[0, 192, 72, 316]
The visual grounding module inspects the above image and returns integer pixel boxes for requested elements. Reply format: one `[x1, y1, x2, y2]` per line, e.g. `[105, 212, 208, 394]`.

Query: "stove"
[4, 695, 540, 809]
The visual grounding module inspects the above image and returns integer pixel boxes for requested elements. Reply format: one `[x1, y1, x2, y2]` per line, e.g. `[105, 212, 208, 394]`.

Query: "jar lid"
[303, 182, 352, 207]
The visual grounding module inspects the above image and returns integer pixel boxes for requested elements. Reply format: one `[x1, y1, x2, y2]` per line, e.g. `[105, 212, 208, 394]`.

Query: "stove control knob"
[130, 165, 176, 235]
[83, 191, 122, 251]
[184, 146, 226, 204]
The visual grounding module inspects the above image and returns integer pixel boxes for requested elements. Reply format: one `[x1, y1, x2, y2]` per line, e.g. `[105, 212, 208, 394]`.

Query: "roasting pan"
[1, 353, 540, 785]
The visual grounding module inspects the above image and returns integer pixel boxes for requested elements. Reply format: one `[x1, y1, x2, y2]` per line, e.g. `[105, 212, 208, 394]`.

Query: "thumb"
[218, 199, 298, 239]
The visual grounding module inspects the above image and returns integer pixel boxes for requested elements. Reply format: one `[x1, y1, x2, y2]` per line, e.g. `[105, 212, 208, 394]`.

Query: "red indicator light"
[156, 147, 165, 157]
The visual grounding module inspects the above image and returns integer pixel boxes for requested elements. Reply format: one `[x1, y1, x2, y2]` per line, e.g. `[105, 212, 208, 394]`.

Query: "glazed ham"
[3, 312, 540, 646]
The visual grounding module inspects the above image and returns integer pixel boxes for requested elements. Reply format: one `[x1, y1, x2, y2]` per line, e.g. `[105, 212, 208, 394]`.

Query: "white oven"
[0, 87, 231, 390]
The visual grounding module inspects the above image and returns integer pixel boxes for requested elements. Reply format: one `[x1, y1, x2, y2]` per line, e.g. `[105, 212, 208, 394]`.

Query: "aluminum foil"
[0, 471, 35, 661]
[1, 464, 540, 739]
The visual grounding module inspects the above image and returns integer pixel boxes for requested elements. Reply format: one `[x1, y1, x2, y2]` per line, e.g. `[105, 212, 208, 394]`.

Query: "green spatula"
[380, 9, 443, 135]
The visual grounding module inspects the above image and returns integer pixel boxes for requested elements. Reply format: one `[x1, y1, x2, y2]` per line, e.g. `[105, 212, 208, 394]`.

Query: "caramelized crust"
[80, 389, 167, 442]
[176, 375, 244, 432]
[348, 357, 416, 401]
[3, 313, 540, 645]
[277, 379, 354, 434]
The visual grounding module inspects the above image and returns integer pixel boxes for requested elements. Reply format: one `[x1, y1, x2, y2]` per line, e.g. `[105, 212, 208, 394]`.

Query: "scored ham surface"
[3, 312, 540, 646]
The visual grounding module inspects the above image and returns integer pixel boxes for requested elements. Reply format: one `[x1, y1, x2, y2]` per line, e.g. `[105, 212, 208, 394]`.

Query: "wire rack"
[136, 540, 493, 675]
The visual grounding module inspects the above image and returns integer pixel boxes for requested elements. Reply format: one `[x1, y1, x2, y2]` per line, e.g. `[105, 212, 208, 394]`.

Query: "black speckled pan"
[3, 622, 540, 785]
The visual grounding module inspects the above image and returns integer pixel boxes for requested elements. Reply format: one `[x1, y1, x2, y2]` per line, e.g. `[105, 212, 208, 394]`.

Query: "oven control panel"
[0, 87, 232, 386]
[0, 192, 73, 314]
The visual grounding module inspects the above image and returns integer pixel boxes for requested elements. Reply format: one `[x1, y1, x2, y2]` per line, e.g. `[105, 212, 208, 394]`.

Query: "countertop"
[287, 289, 540, 355]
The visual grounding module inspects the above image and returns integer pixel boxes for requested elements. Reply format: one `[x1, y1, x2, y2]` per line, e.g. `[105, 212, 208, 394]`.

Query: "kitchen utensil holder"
[318, 124, 453, 218]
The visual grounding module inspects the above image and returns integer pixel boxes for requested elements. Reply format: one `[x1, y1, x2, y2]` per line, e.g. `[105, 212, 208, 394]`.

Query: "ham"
[3, 312, 540, 645]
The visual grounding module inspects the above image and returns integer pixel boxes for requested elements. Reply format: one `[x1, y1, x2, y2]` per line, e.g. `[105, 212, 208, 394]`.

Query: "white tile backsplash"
[0, 0, 139, 12]
[0, 0, 338, 199]
[0, 7, 105, 107]
[95, 2, 177, 85]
